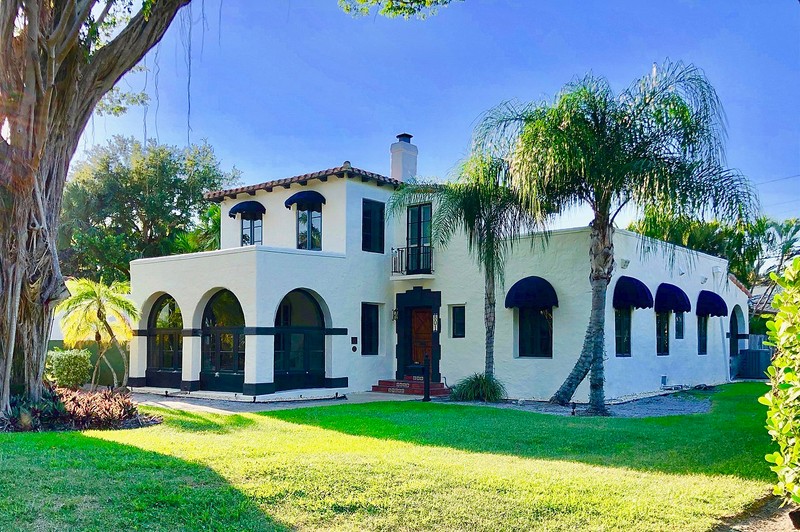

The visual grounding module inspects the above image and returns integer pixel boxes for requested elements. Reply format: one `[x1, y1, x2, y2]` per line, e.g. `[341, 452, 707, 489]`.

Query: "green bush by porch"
[0, 383, 772, 530]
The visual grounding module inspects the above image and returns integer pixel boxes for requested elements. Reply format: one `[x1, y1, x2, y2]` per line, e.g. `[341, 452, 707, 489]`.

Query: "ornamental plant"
[451, 373, 507, 403]
[46, 349, 92, 390]
[760, 257, 800, 504]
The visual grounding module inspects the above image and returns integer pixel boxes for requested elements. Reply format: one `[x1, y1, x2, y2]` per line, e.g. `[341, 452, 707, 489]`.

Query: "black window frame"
[451, 305, 466, 339]
[656, 311, 670, 356]
[518, 307, 553, 358]
[362, 199, 385, 254]
[296, 205, 322, 251]
[675, 311, 685, 339]
[615, 307, 632, 357]
[240, 212, 263, 246]
[697, 315, 709, 355]
[361, 303, 380, 356]
[406, 203, 432, 274]
[147, 295, 183, 371]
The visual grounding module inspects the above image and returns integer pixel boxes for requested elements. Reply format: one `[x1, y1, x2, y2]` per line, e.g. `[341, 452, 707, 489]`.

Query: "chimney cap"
[396, 133, 413, 143]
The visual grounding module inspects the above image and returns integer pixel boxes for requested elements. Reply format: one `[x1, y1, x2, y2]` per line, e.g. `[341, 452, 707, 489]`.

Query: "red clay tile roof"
[728, 273, 751, 298]
[204, 161, 401, 201]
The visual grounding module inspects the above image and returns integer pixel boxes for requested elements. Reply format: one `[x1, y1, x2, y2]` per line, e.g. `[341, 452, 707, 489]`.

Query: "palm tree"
[628, 207, 771, 288]
[477, 61, 757, 414]
[56, 279, 139, 390]
[753, 218, 800, 315]
[390, 154, 545, 378]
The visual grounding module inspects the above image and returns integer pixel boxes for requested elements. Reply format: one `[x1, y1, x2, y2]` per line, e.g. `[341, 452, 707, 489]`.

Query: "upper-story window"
[407, 203, 432, 273]
[285, 191, 325, 252]
[362, 199, 385, 254]
[297, 208, 322, 250]
[228, 201, 265, 247]
[241, 215, 262, 246]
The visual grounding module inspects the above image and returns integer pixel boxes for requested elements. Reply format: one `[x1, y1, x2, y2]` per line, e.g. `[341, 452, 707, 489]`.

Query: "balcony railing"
[392, 246, 434, 275]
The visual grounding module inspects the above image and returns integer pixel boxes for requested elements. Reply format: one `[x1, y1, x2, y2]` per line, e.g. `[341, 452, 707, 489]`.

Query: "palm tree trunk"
[103, 321, 130, 389]
[484, 273, 496, 377]
[550, 219, 614, 415]
[550, 319, 595, 405]
[586, 278, 610, 415]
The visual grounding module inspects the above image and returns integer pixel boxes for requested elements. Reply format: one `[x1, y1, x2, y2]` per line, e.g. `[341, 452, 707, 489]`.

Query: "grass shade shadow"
[0, 430, 284, 531]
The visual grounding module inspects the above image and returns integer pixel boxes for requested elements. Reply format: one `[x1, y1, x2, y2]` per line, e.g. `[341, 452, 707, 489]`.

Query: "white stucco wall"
[219, 179, 349, 253]
[129, 174, 749, 401]
[130, 179, 396, 393]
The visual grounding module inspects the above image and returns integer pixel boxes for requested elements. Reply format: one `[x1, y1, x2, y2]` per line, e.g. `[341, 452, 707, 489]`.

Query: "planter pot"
[789, 508, 800, 529]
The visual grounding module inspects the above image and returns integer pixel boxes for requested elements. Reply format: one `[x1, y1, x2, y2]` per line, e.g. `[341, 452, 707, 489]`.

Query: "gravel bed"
[441, 390, 713, 418]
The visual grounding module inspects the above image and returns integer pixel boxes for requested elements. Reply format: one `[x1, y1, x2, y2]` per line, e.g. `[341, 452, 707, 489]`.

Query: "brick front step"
[376, 379, 447, 389]
[371, 379, 450, 396]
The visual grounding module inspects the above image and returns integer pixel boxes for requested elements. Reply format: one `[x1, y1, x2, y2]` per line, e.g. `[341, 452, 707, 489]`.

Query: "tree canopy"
[59, 136, 237, 281]
[628, 207, 770, 287]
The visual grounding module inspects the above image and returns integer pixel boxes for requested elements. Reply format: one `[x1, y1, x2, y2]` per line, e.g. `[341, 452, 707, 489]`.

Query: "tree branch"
[82, 0, 190, 102]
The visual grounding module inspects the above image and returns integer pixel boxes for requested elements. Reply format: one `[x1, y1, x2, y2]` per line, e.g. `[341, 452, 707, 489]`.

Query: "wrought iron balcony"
[392, 246, 434, 276]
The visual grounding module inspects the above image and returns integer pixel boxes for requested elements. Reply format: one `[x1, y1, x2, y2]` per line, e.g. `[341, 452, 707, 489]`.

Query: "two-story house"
[128, 134, 749, 401]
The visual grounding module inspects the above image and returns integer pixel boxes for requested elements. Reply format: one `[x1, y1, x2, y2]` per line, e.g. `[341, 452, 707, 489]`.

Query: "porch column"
[181, 335, 202, 391]
[128, 335, 147, 387]
[243, 333, 275, 396]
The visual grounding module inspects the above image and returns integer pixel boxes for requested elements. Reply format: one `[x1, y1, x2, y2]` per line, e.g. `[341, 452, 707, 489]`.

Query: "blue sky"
[79, 0, 800, 224]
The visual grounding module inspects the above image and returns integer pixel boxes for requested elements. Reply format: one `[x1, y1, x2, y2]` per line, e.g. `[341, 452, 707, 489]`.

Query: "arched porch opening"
[729, 304, 746, 380]
[201, 289, 246, 392]
[274, 289, 326, 391]
[146, 294, 183, 388]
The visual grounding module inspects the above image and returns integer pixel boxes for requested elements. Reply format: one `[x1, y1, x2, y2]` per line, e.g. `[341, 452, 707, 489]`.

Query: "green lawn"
[0, 382, 774, 531]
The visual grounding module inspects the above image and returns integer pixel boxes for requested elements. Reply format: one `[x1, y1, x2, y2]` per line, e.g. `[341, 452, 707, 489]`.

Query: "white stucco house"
[127, 134, 749, 401]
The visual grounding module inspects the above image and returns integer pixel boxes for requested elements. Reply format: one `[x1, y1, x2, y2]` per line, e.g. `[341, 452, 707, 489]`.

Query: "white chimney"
[390, 133, 418, 182]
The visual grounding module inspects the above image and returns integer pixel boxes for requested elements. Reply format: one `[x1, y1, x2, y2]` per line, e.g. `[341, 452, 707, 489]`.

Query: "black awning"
[696, 290, 729, 317]
[228, 200, 266, 219]
[612, 276, 654, 310]
[504, 276, 559, 310]
[284, 190, 326, 211]
[654, 283, 691, 313]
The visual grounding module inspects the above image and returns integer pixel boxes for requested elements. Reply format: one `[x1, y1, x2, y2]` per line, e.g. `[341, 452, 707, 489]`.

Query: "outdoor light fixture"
[432, 312, 439, 332]
[700, 276, 708, 284]
[619, 259, 630, 269]
[678, 267, 686, 276]
[392, 308, 398, 321]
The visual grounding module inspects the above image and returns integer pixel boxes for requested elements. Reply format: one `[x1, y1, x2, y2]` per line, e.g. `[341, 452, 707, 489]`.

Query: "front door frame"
[395, 286, 441, 382]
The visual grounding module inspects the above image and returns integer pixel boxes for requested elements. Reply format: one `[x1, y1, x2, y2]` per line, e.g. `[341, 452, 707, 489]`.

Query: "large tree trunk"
[0, 0, 190, 414]
[484, 273, 496, 377]
[550, 218, 614, 415]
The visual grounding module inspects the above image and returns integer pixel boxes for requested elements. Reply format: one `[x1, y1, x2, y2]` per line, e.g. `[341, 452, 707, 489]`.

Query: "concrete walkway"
[133, 391, 417, 414]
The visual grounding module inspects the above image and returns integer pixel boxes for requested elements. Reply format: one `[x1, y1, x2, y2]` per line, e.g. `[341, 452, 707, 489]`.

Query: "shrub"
[451, 373, 507, 402]
[47, 349, 92, 390]
[760, 257, 800, 505]
[4, 385, 67, 432]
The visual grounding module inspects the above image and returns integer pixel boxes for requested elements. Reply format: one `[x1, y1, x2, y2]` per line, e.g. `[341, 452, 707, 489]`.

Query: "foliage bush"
[46, 349, 92, 390]
[1, 385, 149, 432]
[760, 257, 800, 504]
[451, 373, 507, 402]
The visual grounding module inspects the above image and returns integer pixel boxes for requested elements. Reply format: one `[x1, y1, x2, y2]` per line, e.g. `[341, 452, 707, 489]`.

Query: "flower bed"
[1, 385, 160, 432]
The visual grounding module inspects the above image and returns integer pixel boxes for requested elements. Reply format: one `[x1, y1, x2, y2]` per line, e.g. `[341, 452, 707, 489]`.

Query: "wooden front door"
[411, 308, 433, 365]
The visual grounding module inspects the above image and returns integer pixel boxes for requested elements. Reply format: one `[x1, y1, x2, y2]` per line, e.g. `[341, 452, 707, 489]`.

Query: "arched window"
[146, 294, 183, 387]
[200, 290, 245, 392]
